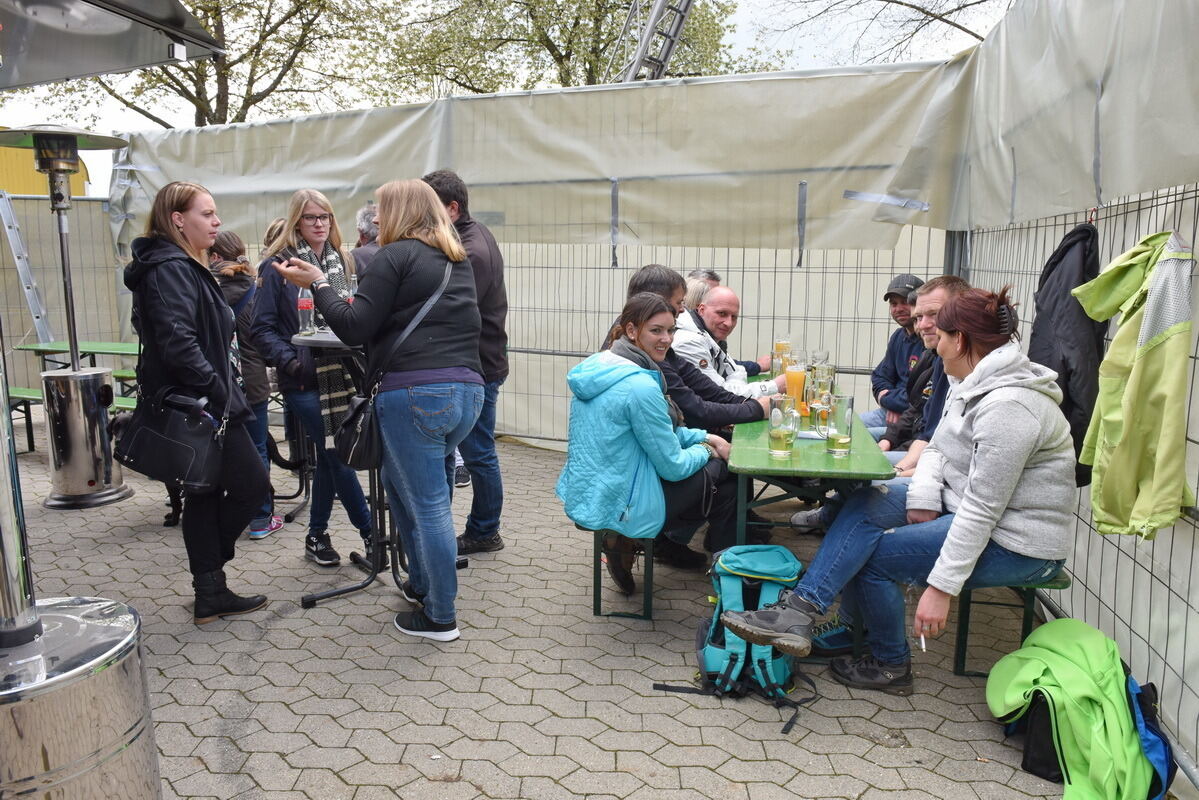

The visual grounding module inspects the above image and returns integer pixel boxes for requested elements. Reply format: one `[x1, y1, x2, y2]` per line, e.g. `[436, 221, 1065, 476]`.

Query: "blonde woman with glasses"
[250, 190, 372, 568]
[274, 179, 483, 642]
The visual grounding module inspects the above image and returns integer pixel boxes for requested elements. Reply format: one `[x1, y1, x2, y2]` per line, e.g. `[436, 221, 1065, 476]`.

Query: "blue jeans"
[859, 407, 887, 441]
[245, 399, 273, 525]
[378, 383, 483, 624]
[794, 483, 1065, 664]
[455, 380, 504, 540]
[284, 390, 372, 535]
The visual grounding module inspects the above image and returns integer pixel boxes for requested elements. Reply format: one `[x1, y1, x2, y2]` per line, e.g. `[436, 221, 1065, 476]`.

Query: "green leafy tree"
[1, 0, 782, 129]
[2, 1, 374, 129]
[362, 0, 784, 102]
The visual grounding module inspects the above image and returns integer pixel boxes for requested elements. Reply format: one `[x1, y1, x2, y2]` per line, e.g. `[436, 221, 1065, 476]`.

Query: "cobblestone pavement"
[15, 417, 1061, 799]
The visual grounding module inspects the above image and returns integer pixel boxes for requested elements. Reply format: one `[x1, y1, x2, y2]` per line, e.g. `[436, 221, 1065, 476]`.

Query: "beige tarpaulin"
[109, 0, 1199, 251]
[110, 60, 972, 254]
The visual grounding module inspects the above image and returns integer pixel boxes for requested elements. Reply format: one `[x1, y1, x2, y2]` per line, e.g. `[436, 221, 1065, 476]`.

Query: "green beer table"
[15, 340, 139, 369]
[728, 417, 897, 544]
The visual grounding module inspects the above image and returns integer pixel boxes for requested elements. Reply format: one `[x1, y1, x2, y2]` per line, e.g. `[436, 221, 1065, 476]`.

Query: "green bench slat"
[8, 387, 42, 402]
[111, 396, 138, 411]
[112, 369, 137, 380]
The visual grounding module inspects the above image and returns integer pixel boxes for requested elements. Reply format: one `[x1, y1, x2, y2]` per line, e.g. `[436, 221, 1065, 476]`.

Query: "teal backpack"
[656, 544, 817, 733]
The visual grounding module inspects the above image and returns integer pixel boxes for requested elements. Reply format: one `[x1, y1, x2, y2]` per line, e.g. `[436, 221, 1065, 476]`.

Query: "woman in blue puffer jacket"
[556, 292, 739, 593]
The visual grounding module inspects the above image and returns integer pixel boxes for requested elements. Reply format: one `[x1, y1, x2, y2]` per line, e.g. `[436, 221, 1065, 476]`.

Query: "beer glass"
[816, 394, 854, 457]
[784, 363, 806, 403]
[811, 348, 830, 365]
[767, 395, 797, 458]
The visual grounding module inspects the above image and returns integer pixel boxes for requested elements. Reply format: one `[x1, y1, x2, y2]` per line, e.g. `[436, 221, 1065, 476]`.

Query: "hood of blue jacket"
[567, 350, 662, 401]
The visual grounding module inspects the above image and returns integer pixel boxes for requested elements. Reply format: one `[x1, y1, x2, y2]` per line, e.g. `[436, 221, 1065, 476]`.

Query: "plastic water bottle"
[347, 273, 358, 304]
[297, 286, 315, 334]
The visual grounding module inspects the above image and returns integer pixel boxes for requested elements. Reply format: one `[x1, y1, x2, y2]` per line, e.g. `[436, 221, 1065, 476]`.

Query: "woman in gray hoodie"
[721, 287, 1075, 695]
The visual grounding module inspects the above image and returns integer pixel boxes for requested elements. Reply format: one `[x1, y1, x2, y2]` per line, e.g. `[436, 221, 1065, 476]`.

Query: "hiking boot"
[454, 465, 471, 488]
[248, 515, 284, 540]
[810, 617, 857, 657]
[653, 536, 708, 570]
[790, 506, 827, 534]
[601, 534, 637, 595]
[829, 654, 913, 696]
[305, 531, 341, 566]
[457, 533, 504, 555]
[399, 580, 425, 606]
[393, 609, 460, 642]
[720, 592, 821, 657]
[193, 570, 267, 624]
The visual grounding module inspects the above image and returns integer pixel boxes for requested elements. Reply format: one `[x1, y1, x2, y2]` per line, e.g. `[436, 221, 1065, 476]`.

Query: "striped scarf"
[289, 240, 354, 439]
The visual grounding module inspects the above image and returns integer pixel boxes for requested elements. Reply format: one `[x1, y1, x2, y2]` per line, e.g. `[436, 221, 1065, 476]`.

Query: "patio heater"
[0, 125, 133, 509]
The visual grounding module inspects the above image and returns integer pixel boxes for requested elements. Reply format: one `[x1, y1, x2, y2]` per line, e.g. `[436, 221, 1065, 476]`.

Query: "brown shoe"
[601, 534, 637, 595]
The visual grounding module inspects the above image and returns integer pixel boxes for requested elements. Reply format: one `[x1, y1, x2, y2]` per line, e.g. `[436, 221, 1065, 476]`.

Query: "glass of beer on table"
[767, 395, 797, 458]
[816, 394, 854, 457]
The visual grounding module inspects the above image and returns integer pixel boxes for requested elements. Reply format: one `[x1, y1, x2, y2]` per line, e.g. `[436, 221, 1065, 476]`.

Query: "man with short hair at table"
[349, 202, 380, 276]
[860, 273, 926, 440]
[672, 286, 784, 398]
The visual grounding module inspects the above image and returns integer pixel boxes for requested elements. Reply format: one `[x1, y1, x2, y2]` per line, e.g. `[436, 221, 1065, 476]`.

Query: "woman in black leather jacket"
[123, 181, 269, 624]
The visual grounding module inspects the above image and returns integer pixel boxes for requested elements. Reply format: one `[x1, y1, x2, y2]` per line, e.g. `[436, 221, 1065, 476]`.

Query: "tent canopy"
[0, 0, 221, 90]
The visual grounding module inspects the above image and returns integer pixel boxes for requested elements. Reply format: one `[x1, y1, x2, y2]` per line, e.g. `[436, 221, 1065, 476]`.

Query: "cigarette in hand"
[920, 634, 926, 653]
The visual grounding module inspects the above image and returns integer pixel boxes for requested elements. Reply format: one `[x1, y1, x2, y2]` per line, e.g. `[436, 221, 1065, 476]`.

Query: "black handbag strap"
[364, 260, 454, 394]
[133, 266, 236, 429]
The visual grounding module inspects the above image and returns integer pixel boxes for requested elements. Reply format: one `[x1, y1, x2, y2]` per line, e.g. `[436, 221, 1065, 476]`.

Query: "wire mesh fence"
[967, 183, 1199, 776]
[498, 224, 945, 444]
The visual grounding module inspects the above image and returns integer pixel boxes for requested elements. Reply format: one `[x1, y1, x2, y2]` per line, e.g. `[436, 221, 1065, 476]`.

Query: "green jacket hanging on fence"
[1071, 231, 1195, 538]
[987, 618, 1152, 800]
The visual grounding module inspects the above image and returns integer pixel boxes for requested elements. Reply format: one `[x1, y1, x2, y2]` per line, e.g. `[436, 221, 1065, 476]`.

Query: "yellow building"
[0, 127, 90, 195]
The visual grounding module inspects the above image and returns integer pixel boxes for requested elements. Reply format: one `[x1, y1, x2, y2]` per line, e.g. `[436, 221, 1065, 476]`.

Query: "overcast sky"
[4, 0, 1005, 196]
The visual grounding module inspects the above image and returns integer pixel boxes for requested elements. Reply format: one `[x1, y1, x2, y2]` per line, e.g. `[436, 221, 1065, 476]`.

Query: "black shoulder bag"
[114, 292, 235, 494]
[335, 260, 453, 470]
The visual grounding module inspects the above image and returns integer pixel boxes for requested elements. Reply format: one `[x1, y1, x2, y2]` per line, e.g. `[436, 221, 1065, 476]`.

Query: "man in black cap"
[861, 273, 925, 438]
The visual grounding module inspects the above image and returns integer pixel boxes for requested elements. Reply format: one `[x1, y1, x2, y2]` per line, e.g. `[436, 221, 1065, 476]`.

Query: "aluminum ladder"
[0, 191, 56, 343]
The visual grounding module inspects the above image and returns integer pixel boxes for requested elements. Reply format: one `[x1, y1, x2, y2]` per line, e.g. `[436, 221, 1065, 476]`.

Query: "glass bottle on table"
[297, 285, 315, 335]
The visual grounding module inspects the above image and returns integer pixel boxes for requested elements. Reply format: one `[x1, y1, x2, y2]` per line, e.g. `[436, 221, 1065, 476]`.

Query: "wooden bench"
[953, 573, 1073, 677]
[112, 368, 138, 397]
[8, 386, 41, 452]
[578, 524, 655, 620]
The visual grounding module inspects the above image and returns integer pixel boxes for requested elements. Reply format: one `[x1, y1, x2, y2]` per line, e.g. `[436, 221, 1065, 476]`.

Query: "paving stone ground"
[15, 411, 1062, 799]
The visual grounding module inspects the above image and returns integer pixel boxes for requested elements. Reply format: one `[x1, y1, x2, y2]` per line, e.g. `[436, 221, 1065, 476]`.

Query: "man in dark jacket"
[349, 203, 380, 277]
[423, 171, 510, 555]
[862, 273, 925, 438]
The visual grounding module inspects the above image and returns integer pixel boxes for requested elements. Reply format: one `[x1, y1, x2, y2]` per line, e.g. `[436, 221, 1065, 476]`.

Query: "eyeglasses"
[300, 214, 331, 225]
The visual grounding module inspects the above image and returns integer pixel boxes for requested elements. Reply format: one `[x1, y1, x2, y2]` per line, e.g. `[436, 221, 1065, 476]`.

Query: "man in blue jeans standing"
[423, 170, 508, 554]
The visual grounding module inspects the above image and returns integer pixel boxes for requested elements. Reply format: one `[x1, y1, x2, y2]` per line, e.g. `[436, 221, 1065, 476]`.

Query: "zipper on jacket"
[618, 460, 641, 522]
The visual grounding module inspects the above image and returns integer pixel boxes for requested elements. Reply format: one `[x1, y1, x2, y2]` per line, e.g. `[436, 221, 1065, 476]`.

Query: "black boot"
[601, 534, 637, 595]
[193, 570, 267, 624]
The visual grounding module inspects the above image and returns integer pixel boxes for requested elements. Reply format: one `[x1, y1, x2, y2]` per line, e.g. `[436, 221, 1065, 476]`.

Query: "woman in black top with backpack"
[123, 181, 269, 624]
[273, 179, 483, 642]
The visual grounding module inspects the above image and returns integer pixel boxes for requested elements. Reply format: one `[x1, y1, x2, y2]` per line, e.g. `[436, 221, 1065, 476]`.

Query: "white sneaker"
[790, 506, 826, 533]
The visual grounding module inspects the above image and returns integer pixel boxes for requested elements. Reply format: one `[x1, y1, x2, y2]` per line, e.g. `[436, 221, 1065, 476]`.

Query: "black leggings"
[660, 459, 739, 552]
[181, 424, 270, 575]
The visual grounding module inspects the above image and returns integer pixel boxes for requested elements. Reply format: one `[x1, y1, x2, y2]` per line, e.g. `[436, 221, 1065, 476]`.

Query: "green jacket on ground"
[987, 618, 1151, 800]
[1071, 231, 1195, 538]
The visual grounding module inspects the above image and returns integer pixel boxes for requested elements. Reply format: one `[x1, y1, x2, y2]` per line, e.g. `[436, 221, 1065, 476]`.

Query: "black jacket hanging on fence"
[1027, 222, 1107, 487]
